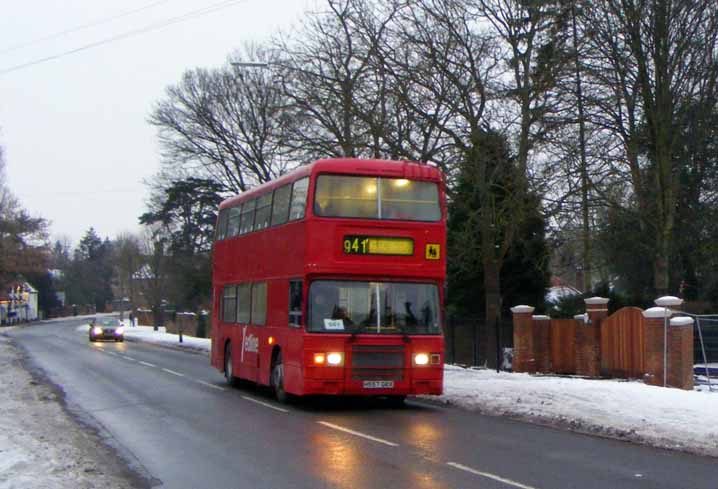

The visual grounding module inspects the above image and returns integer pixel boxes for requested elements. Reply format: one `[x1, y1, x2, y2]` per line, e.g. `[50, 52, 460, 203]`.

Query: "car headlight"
[414, 353, 429, 366]
[326, 352, 344, 366]
[92, 327, 102, 335]
[115, 327, 125, 335]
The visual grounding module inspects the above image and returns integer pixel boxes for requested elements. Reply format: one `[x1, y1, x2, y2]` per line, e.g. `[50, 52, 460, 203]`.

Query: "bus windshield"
[313, 175, 441, 221]
[308, 280, 440, 335]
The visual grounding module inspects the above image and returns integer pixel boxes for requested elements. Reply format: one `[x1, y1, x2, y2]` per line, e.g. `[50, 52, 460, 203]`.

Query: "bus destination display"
[343, 235, 414, 256]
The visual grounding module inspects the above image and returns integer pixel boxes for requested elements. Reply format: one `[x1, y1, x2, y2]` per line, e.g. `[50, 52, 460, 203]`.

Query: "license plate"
[362, 380, 394, 389]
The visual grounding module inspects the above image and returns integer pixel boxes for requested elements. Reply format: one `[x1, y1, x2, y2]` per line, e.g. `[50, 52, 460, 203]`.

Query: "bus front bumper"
[302, 376, 443, 396]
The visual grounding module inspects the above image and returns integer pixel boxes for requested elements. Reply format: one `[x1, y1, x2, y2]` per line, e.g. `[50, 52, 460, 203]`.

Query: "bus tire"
[271, 352, 288, 404]
[225, 343, 238, 387]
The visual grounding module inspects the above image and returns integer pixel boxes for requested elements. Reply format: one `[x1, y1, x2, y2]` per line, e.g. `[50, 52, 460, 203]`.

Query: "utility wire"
[0, 0, 174, 55]
[0, 0, 247, 76]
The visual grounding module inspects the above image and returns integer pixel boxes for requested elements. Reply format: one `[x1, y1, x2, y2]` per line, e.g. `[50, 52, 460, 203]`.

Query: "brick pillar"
[511, 305, 535, 373]
[642, 306, 673, 387]
[668, 317, 694, 390]
[576, 297, 608, 377]
[532, 315, 551, 373]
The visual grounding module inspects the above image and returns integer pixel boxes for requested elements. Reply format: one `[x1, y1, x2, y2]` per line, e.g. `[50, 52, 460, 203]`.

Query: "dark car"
[89, 317, 125, 342]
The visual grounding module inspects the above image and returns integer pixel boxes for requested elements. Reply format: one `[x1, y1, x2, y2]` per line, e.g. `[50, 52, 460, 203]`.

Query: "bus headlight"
[326, 352, 344, 366]
[414, 353, 429, 366]
[314, 353, 326, 365]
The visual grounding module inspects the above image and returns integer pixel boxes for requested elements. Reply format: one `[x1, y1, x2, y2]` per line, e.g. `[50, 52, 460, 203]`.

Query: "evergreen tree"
[65, 228, 114, 310]
[447, 129, 550, 364]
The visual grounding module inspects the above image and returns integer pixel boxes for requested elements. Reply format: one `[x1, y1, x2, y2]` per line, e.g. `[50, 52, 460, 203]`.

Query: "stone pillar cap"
[654, 296, 683, 307]
[642, 307, 672, 319]
[584, 296, 609, 306]
[510, 305, 535, 314]
[670, 316, 694, 327]
[532, 315, 550, 321]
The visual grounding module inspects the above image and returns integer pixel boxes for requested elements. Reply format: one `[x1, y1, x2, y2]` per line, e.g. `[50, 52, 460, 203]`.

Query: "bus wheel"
[271, 352, 288, 404]
[225, 343, 237, 387]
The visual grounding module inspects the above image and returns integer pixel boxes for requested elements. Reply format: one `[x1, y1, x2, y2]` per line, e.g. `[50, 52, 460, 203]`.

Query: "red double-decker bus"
[210, 158, 445, 403]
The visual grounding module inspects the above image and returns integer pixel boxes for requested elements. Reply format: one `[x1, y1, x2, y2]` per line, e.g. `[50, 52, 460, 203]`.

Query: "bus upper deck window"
[289, 177, 309, 221]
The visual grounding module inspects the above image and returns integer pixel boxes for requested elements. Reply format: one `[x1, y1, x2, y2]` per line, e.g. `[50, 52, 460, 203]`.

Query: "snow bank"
[0, 336, 139, 488]
[123, 324, 210, 353]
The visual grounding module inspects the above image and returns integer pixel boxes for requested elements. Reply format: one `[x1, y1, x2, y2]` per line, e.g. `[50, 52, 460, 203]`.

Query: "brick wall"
[667, 317, 694, 390]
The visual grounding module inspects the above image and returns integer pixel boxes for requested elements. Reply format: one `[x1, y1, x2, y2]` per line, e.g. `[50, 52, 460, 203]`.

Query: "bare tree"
[136, 226, 170, 330]
[476, 0, 570, 185]
[113, 232, 142, 310]
[149, 43, 294, 194]
[579, 0, 718, 294]
[276, 0, 394, 159]
[0, 149, 49, 289]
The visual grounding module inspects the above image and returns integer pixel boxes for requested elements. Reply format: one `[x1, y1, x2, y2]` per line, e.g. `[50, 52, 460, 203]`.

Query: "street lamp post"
[231, 62, 270, 69]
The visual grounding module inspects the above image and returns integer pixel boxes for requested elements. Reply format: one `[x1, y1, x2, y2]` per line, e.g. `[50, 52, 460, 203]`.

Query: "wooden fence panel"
[550, 319, 577, 374]
[600, 307, 645, 378]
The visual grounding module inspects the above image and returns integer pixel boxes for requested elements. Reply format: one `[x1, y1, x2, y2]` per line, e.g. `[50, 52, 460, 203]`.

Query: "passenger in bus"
[331, 305, 354, 327]
[404, 301, 418, 326]
[311, 286, 341, 327]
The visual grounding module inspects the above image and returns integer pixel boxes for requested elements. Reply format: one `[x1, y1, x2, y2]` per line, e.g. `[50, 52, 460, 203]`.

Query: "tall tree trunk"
[482, 256, 501, 369]
[572, 1, 591, 292]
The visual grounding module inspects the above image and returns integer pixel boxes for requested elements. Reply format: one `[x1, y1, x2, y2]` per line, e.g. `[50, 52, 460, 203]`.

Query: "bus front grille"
[351, 345, 404, 380]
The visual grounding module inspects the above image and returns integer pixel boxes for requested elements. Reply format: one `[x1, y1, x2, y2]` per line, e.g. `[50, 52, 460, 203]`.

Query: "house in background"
[0, 282, 39, 324]
[545, 276, 581, 304]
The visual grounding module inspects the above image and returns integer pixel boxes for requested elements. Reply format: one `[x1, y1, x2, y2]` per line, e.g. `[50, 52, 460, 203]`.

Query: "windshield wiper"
[349, 322, 367, 341]
[397, 322, 411, 343]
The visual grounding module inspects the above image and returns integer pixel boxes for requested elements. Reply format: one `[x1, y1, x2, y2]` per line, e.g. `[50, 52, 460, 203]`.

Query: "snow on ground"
[0, 334, 144, 489]
[123, 324, 210, 353]
[76, 322, 718, 457]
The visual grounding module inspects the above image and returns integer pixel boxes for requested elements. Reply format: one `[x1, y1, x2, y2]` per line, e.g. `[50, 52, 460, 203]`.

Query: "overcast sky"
[0, 0, 315, 246]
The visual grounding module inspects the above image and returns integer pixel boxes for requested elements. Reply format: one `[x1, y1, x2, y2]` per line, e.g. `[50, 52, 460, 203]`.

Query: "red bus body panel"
[211, 158, 446, 397]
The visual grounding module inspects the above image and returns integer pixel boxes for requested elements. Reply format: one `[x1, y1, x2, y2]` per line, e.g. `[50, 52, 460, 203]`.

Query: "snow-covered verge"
[99, 323, 718, 457]
[0, 334, 145, 489]
[428, 365, 718, 457]
[123, 324, 210, 353]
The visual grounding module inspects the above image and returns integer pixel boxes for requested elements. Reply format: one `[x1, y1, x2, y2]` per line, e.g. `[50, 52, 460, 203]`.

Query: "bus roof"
[219, 158, 442, 210]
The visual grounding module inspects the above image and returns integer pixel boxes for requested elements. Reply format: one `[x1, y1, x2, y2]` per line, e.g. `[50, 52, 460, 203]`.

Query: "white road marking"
[105, 351, 118, 356]
[241, 396, 289, 413]
[121, 356, 137, 362]
[162, 368, 185, 377]
[317, 421, 398, 447]
[195, 380, 226, 391]
[447, 462, 538, 489]
[139, 361, 156, 368]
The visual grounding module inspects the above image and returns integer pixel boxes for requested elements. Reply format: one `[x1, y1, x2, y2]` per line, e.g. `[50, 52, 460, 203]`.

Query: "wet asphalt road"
[7, 318, 718, 489]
